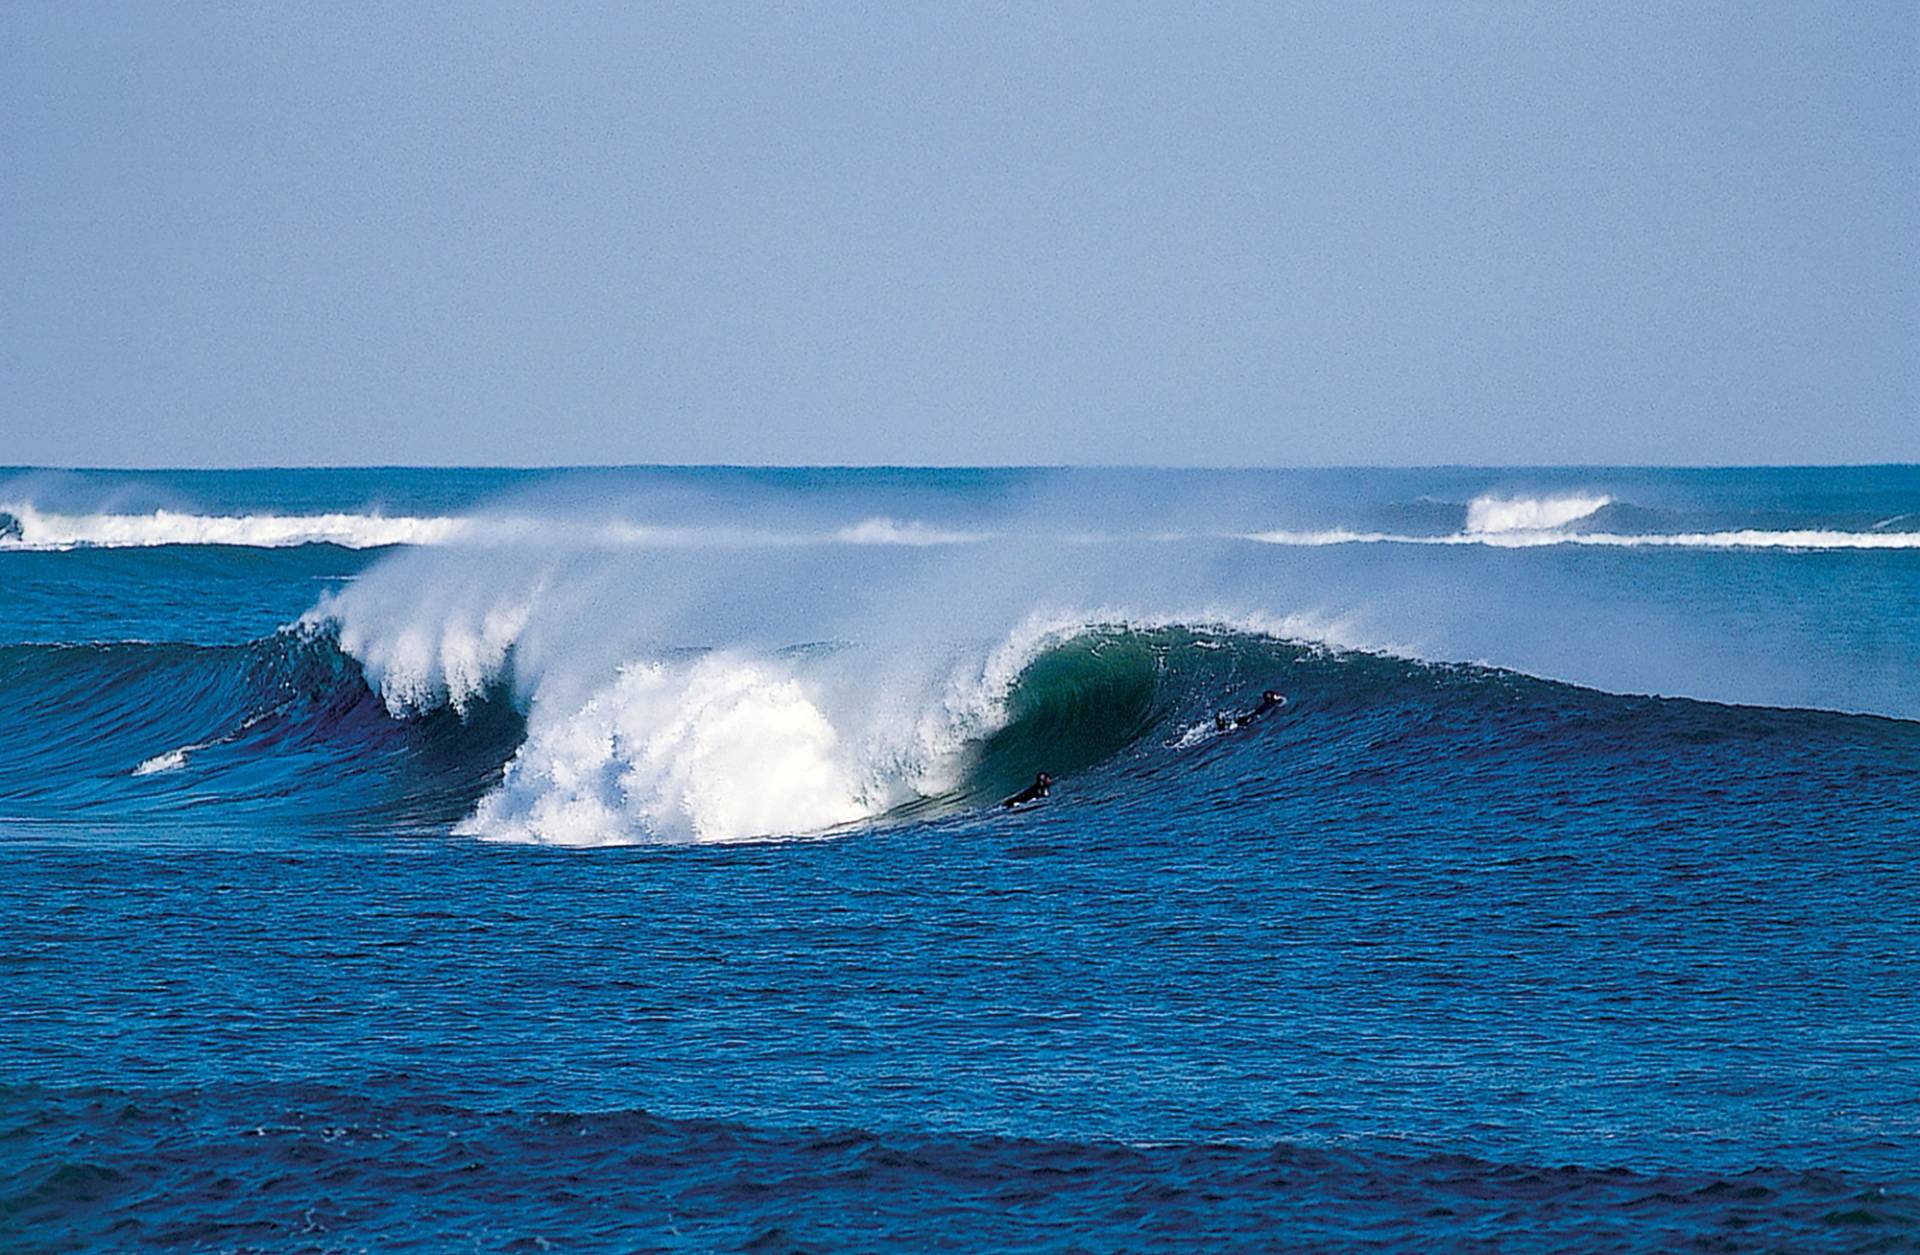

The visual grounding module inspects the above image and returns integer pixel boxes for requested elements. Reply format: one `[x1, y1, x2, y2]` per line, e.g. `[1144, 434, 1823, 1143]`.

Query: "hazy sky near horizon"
[3, 3, 1913, 467]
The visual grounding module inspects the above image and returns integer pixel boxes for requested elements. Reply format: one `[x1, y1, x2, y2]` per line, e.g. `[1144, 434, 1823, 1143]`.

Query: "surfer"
[1215, 690, 1287, 731]
[1002, 772, 1053, 808]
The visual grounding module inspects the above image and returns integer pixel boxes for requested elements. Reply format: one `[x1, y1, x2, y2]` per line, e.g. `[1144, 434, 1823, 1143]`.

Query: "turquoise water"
[3, 467, 1917, 1250]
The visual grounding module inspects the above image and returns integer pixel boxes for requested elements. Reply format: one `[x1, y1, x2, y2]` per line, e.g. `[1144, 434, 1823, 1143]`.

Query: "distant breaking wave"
[0, 503, 991, 551]
[1248, 491, 1920, 549]
[0, 503, 469, 549]
[1465, 492, 1611, 534]
[1245, 528, 1920, 550]
[5, 491, 1918, 552]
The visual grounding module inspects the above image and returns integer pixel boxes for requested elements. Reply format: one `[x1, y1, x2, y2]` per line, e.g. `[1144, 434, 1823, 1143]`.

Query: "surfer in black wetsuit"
[1002, 772, 1053, 807]
[1215, 690, 1287, 732]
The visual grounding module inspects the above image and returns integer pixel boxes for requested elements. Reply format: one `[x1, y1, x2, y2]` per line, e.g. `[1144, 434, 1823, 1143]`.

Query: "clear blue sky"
[3, 3, 1913, 467]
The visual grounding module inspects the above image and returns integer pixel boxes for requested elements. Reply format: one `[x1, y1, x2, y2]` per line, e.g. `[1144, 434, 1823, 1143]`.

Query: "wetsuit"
[1003, 773, 1052, 807]
[1227, 692, 1287, 729]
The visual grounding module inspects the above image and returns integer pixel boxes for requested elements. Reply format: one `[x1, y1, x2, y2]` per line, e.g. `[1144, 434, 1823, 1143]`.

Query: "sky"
[2, 2, 1913, 467]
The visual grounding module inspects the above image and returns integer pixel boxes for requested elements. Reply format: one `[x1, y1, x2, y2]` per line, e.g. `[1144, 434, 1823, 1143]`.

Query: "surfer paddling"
[1215, 690, 1287, 732]
[1002, 772, 1053, 808]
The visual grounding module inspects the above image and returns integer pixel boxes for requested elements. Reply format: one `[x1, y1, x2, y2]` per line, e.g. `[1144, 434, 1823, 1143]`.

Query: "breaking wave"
[1247, 527, 1920, 550]
[0, 504, 997, 552]
[4, 601, 1906, 848]
[1465, 492, 1612, 534]
[0, 503, 470, 550]
[8, 489, 1918, 554]
[322, 599, 1341, 845]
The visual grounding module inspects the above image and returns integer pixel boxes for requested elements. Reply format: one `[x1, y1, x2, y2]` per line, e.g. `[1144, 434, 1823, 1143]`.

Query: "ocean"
[2, 465, 1916, 1251]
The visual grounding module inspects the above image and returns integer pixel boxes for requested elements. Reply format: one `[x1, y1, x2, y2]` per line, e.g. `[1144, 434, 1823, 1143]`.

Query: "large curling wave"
[4, 606, 1904, 846]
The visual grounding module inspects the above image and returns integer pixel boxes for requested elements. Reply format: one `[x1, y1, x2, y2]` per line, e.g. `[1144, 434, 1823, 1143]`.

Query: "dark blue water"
[3, 467, 1917, 1251]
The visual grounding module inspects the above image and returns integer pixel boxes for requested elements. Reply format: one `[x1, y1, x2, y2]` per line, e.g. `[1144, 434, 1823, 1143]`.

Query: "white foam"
[8, 496, 1913, 554]
[1488, 529, 1920, 550]
[1168, 722, 1222, 750]
[1465, 493, 1611, 534]
[1237, 528, 1387, 547]
[832, 517, 991, 546]
[1245, 528, 1920, 551]
[424, 623, 1053, 845]
[0, 503, 469, 550]
[129, 712, 274, 778]
[132, 748, 190, 776]
[455, 656, 873, 845]
[0, 503, 997, 552]
[311, 584, 538, 718]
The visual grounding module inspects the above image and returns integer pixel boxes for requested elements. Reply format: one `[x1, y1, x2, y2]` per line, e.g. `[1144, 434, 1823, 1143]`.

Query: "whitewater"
[8, 492, 1920, 552]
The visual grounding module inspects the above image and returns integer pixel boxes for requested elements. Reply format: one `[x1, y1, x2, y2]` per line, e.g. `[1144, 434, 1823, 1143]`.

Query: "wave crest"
[1465, 493, 1611, 534]
[1246, 526, 1920, 550]
[0, 503, 468, 550]
[0, 502, 999, 553]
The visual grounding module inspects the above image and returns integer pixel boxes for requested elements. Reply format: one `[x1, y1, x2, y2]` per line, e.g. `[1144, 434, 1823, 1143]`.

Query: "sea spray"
[1464, 492, 1612, 534]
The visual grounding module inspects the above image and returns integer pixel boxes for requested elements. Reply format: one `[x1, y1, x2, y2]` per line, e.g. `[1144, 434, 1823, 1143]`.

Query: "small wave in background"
[10, 505, 1920, 556]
